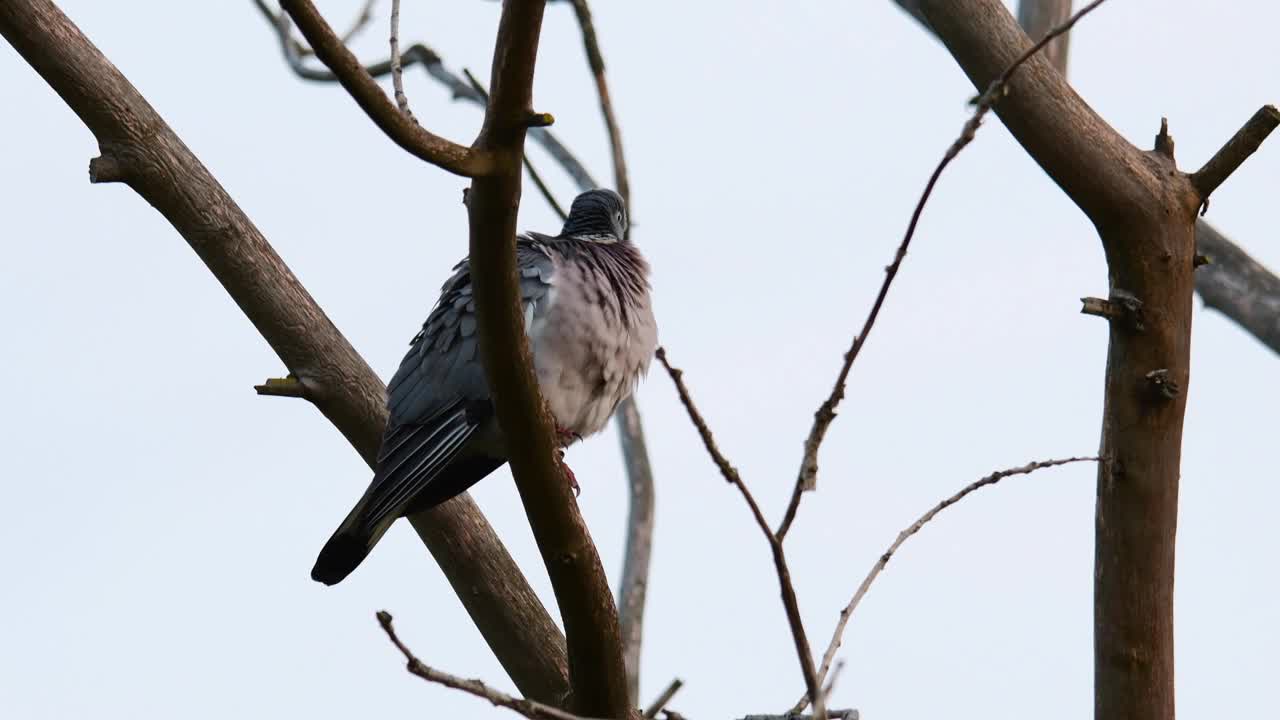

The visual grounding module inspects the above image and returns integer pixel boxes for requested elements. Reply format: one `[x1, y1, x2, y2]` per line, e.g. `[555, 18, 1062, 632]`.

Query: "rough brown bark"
[916, 3, 1275, 720]
[458, 2, 633, 717]
[0, 0, 570, 705]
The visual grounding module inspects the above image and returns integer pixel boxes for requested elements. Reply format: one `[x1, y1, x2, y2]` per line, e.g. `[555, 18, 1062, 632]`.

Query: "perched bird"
[311, 188, 656, 585]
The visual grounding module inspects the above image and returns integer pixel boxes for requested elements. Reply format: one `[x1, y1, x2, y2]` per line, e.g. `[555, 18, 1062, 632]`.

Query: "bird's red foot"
[558, 451, 581, 497]
[554, 425, 583, 447]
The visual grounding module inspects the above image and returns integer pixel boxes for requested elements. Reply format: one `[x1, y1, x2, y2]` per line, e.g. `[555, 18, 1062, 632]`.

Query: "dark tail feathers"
[311, 529, 373, 586]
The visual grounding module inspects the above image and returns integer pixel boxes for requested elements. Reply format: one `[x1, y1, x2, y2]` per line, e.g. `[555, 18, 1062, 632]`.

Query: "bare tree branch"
[378, 611, 599, 720]
[388, 0, 416, 123]
[892, 0, 1280, 363]
[279, 0, 489, 176]
[912, 2, 1277, 719]
[739, 711, 859, 720]
[778, 0, 1106, 542]
[568, 0, 629, 206]
[1017, 0, 1072, 74]
[1194, 220, 1280, 355]
[253, 1, 599, 192]
[1, 0, 572, 705]
[655, 348, 823, 720]
[1189, 105, 1280, 202]
[793, 457, 1098, 714]
[437, 0, 633, 714]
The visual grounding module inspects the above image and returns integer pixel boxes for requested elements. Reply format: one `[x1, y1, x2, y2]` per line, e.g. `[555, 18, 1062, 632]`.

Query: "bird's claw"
[557, 448, 581, 497]
[554, 425, 583, 447]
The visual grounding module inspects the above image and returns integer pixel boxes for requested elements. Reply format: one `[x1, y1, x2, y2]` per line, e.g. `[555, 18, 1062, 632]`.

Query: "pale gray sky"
[3, 2, 1278, 718]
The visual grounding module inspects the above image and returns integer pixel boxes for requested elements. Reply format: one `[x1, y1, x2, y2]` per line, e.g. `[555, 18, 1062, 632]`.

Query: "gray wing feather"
[386, 244, 554, 429]
[353, 243, 554, 531]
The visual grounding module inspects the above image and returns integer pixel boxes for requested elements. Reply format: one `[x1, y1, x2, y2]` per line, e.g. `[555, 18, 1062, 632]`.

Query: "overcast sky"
[3, 2, 1278, 718]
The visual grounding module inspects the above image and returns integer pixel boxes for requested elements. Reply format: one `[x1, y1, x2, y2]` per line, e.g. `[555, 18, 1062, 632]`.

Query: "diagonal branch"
[1189, 105, 1280, 203]
[278, 0, 489, 176]
[1, 0, 570, 705]
[378, 611, 600, 720]
[777, 0, 1107, 542]
[792, 457, 1098, 714]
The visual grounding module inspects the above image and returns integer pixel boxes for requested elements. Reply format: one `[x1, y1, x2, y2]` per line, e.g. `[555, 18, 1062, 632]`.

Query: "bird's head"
[560, 188, 628, 243]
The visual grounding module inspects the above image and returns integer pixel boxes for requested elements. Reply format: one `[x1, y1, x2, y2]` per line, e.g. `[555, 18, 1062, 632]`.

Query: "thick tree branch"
[458, 2, 631, 717]
[0, 0, 570, 705]
[1017, 0, 1072, 74]
[893, 0, 1280, 363]
[914, 3, 1277, 720]
[1194, 220, 1280, 354]
[278, 0, 489, 176]
[563, 0, 654, 705]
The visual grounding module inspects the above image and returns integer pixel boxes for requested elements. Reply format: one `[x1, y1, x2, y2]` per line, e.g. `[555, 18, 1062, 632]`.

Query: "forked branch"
[278, 0, 489, 176]
[655, 348, 824, 720]
[1, 0, 571, 705]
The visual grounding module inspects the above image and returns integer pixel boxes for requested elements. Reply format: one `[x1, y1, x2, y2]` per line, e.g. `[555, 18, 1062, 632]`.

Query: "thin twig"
[377, 611, 596, 720]
[655, 348, 824, 720]
[568, 0, 629, 206]
[642, 678, 684, 719]
[820, 660, 846, 705]
[790, 456, 1098, 714]
[740, 711, 859, 720]
[776, 0, 1112, 542]
[388, 0, 416, 123]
